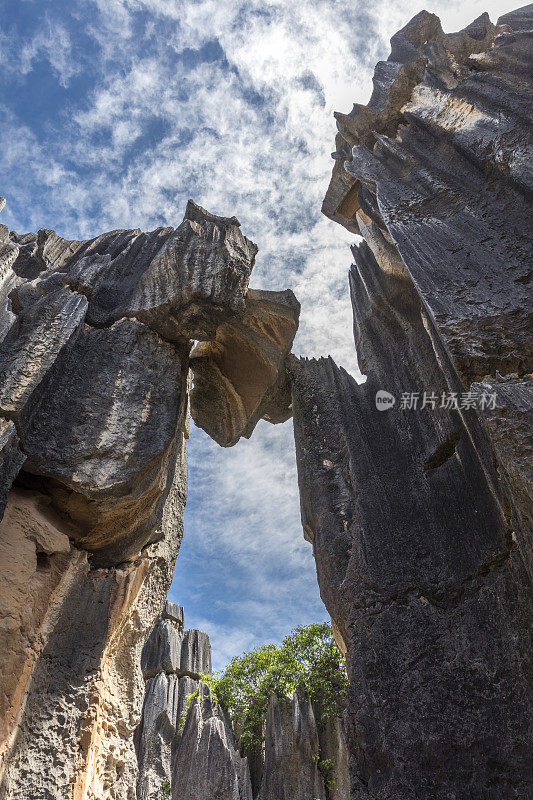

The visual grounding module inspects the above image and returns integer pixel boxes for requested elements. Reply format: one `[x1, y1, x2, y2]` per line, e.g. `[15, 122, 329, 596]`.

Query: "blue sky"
[0, 0, 518, 668]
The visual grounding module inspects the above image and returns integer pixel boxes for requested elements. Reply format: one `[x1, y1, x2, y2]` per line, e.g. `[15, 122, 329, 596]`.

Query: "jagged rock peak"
[305, 6, 533, 798]
[136, 603, 251, 800]
[0, 198, 300, 565]
[173, 682, 253, 800]
[8, 199, 258, 342]
[163, 600, 184, 627]
[323, 4, 533, 385]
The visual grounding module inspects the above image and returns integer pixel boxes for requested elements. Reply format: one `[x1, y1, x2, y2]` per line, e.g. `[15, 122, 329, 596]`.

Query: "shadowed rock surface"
[295, 5, 533, 798]
[190, 288, 300, 446]
[172, 683, 253, 800]
[0, 4, 532, 798]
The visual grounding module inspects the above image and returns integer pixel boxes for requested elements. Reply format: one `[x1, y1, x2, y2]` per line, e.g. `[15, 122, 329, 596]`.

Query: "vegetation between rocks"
[198, 622, 347, 753]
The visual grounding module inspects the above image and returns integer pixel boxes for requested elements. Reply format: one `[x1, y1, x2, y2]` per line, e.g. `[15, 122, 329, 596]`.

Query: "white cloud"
[0, 17, 79, 87]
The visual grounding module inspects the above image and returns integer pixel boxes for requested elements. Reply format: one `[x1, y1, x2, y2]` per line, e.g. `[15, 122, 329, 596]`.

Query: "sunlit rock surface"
[173, 682, 253, 800]
[295, 5, 533, 798]
[190, 287, 300, 446]
[0, 199, 298, 799]
[12, 200, 258, 342]
[137, 604, 350, 800]
[323, 7, 533, 386]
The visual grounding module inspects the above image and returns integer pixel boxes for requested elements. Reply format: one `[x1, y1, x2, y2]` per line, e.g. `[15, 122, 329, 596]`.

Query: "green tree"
[208, 622, 347, 752]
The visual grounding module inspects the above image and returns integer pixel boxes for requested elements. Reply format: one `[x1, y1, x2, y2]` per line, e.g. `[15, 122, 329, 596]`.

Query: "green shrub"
[203, 622, 347, 752]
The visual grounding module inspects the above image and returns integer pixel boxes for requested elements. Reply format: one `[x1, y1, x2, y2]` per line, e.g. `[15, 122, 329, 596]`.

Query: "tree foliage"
[208, 622, 347, 752]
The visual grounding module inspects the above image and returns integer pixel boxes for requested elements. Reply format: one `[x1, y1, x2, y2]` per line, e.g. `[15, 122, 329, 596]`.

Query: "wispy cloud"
[1, 15, 79, 87]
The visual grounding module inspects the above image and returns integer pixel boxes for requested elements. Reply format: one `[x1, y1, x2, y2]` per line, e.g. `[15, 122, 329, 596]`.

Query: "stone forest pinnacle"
[0, 4, 532, 800]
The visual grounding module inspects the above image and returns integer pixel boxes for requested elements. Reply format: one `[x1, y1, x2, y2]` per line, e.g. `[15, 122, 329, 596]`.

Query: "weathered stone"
[136, 672, 180, 800]
[0, 224, 19, 280]
[0, 288, 87, 424]
[141, 619, 184, 679]
[258, 688, 325, 800]
[18, 200, 258, 342]
[8, 231, 39, 281]
[324, 7, 533, 386]
[0, 421, 24, 517]
[0, 191, 294, 800]
[163, 600, 184, 627]
[0, 488, 77, 769]
[172, 683, 252, 800]
[190, 288, 300, 446]
[471, 373, 533, 580]
[0, 428, 188, 800]
[180, 628, 212, 677]
[291, 351, 533, 797]
[0, 225, 19, 341]
[303, 8, 533, 797]
[136, 601, 211, 800]
[318, 713, 350, 800]
[21, 318, 185, 564]
[0, 216, 21, 345]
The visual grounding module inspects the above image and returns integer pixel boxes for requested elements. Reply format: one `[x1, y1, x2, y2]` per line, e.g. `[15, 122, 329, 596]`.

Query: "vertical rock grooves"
[293, 5, 533, 798]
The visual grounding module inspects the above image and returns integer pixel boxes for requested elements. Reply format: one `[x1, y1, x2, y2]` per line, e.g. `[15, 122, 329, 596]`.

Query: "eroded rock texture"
[136, 604, 252, 800]
[253, 688, 349, 800]
[137, 603, 350, 800]
[190, 288, 300, 446]
[294, 6, 533, 799]
[172, 684, 253, 800]
[258, 688, 325, 800]
[0, 199, 297, 799]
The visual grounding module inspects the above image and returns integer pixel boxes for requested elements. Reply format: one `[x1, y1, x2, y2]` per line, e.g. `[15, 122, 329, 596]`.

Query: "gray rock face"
[141, 619, 185, 679]
[318, 714, 350, 800]
[0, 200, 297, 568]
[0, 288, 87, 424]
[471, 374, 533, 580]
[22, 318, 184, 564]
[299, 6, 533, 798]
[0, 421, 24, 516]
[163, 601, 184, 626]
[324, 7, 533, 386]
[258, 688, 325, 800]
[172, 683, 252, 800]
[0, 434, 188, 800]
[180, 628, 212, 677]
[136, 606, 251, 800]
[14, 200, 258, 342]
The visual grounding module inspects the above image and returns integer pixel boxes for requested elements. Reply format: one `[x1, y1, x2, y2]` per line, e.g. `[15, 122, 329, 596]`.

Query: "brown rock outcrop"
[190, 288, 300, 446]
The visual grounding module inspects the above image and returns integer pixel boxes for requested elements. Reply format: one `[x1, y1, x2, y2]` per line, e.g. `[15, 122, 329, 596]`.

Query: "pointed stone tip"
[0, 198, 5, 213]
[185, 198, 241, 228]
